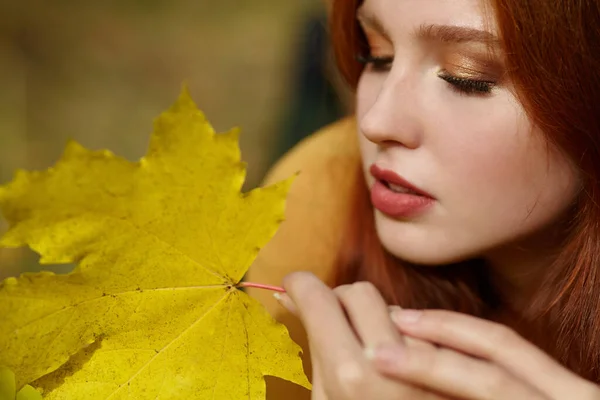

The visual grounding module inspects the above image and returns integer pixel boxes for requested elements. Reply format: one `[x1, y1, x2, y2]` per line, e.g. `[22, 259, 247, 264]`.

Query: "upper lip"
[369, 164, 434, 198]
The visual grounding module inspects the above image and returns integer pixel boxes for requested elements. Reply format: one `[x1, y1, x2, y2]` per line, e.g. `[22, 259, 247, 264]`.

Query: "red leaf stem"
[238, 282, 286, 293]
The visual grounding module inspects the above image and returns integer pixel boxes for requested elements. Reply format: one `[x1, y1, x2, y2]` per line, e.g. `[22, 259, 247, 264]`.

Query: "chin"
[373, 212, 475, 266]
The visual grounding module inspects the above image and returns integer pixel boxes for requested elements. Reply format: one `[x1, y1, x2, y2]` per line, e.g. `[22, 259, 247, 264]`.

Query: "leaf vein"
[104, 289, 232, 399]
[209, 295, 233, 400]
[10, 285, 229, 337]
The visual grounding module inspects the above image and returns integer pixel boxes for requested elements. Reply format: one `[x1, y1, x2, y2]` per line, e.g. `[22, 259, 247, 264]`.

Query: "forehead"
[359, 0, 496, 35]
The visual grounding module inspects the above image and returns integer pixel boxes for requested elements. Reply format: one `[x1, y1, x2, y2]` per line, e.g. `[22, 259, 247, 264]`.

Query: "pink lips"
[369, 164, 435, 218]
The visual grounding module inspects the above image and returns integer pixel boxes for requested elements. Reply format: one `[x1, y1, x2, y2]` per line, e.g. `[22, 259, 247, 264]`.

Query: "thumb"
[310, 343, 329, 400]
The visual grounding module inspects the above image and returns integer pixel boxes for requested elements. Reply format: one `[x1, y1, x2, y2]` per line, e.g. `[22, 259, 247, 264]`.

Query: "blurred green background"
[0, 0, 349, 279]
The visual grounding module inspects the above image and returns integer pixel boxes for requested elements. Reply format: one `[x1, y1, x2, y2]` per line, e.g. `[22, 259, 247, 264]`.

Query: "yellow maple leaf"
[0, 88, 310, 399]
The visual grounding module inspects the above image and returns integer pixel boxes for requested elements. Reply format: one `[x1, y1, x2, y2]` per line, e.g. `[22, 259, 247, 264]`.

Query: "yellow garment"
[246, 116, 360, 399]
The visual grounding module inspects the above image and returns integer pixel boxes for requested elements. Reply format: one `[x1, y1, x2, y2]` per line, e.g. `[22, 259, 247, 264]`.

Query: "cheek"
[432, 99, 528, 183]
[443, 129, 532, 197]
[354, 76, 580, 263]
[435, 108, 578, 230]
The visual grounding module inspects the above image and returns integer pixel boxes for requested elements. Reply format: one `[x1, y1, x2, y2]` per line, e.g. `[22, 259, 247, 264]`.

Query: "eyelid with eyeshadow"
[356, 54, 497, 95]
[443, 53, 505, 82]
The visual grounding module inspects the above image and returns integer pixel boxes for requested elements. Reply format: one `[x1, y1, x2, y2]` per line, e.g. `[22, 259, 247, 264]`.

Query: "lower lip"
[370, 180, 435, 218]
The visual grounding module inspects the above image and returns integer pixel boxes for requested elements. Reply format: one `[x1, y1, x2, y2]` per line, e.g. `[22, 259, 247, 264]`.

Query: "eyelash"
[355, 53, 496, 95]
[437, 72, 495, 95]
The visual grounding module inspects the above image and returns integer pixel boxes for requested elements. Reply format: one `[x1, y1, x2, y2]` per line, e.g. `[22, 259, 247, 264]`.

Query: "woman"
[247, 0, 600, 398]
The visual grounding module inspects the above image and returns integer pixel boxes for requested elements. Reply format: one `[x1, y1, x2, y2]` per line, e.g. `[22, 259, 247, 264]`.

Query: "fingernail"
[364, 345, 405, 370]
[391, 309, 422, 325]
[273, 292, 297, 315]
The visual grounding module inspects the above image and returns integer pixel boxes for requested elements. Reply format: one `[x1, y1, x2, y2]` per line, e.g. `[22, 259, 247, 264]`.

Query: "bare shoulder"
[245, 116, 359, 399]
[262, 116, 360, 186]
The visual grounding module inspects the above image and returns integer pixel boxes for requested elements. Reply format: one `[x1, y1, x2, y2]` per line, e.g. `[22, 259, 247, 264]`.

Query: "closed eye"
[355, 51, 497, 96]
[438, 70, 496, 95]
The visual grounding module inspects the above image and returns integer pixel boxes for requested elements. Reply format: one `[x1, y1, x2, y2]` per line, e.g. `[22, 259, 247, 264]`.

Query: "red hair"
[329, 0, 600, 381]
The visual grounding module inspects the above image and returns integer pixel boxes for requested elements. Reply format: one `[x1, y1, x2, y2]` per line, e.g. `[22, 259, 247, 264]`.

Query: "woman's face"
[356, 0, 580, 265]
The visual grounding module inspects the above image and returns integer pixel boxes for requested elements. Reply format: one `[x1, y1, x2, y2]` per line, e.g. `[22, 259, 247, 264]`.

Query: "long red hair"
[329, 0, 600, 381]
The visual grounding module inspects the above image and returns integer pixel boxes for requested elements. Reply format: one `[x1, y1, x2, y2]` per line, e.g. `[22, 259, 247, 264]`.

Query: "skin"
[355, 0, 580, 281]
[278, 273, 599, 399]
[275, 0, 599, 398]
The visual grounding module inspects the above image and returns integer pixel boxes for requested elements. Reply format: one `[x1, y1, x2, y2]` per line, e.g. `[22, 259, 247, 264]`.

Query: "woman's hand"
[279, 271, 450, 399]
[369, 308, 600, 400]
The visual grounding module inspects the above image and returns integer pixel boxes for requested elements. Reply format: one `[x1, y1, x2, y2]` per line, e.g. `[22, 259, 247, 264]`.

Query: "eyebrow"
[417, 24, 499, 45]
[356, 7, 500, 45]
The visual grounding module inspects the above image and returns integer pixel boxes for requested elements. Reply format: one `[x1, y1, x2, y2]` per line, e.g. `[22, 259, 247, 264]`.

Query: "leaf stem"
[238, 282, 286, 293]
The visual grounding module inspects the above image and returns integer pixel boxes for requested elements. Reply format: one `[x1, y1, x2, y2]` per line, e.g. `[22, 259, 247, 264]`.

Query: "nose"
[359, 71, 424, 149]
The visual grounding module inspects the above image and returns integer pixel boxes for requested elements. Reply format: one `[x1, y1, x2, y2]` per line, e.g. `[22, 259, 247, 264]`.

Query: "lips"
[385, 182, 419, 195]
[369, 164, 434, 218]
[369, 165, 434, 198]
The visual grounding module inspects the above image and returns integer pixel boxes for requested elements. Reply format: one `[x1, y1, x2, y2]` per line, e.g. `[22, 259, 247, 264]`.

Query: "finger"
[284, 273, 396, 399]
[404, 335, 437, 352]
[282, 272, 362, 360]
[370, 343, 548, 400]
[388, 305, 436, 352]
[334, 283, 404, 349]
[273, 292, 297, 315]
[310, 346, 329, 400]
[271, 291, 330, 400]
[390, 309, 590, 399]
